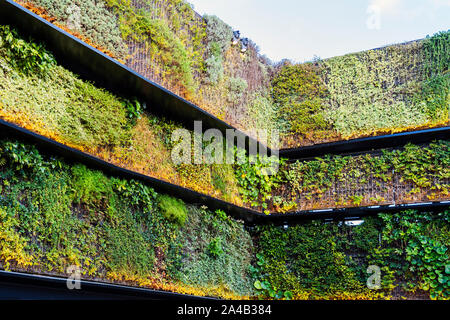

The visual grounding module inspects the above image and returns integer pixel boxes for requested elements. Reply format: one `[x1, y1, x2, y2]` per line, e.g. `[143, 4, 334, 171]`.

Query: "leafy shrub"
[112, 178, 157, 213]
[169, 205, 254, 296]
[413, 74, 449, 121]
[106, 1, 196, 95]
[70, 164, 112, 204]
[422, 30, 449, 77]
[104, 201, 155, 277]
[246, 92, 279, 133]
[122, 98, 145, 124]
[0, 141, 44, 174]
[0, 207, 34, 269]
[0, 25, 56, 76]
[0, 139, 252, 298]
[321, 42, 431, 137]
[205, 52, 223, 84]
[235, 150, 284, 212]
[157, 194, 187, 226]
[0, 38, 129, 150]
[375, 211, 450, 299]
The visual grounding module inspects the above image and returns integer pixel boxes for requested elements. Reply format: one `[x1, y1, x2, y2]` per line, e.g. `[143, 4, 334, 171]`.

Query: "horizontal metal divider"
[0, 270, 214, 300]
[1, 119, 448, 225]
[1, 0, 448, 161]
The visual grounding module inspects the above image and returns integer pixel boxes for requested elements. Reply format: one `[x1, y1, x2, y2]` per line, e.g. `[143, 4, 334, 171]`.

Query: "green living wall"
[0, 139, 449, 300]
[0, 2, 449, 300]
[15, 0, 448, 148]
[0, 25, 449, 215]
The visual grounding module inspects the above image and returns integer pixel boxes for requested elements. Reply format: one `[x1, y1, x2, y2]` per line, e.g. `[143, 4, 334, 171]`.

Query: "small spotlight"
[344, 220, 364, 227]
[232, 30, 240, 45]
[240, 37, 249, 53]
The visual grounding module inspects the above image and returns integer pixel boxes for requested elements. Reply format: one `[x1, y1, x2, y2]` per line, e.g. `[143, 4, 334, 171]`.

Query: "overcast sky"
[188, 0, 450, 63]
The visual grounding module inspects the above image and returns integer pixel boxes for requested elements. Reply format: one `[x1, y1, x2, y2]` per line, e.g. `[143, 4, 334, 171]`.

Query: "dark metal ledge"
[0, 270, 213, 300]
[264, 202, 450, 225]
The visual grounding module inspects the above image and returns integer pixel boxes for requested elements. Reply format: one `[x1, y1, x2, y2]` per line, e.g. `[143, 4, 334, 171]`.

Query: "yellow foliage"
[0, 208, 34, 270]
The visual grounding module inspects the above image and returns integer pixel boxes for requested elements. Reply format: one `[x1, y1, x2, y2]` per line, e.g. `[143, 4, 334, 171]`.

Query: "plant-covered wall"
[0, 139, 254, 299]
[236, 140, 449, 213]
[13, 0, 449, 148]
[254, 210, 449, 300]
[0, 139, 448, 299]
[0, 23, 449, 214]
[0, 24, 243, 207]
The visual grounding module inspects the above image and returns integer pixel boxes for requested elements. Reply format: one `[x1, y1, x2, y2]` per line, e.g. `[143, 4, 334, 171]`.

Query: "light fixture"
[344, 219, 365, 227]
[232, 30, 240, 45]
[240, 37, 249, 53]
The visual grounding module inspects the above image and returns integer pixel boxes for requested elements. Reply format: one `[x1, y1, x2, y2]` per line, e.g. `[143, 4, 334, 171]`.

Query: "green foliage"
[204, 15, 233, 54]
[0, 32, 129, 150]
[251, 253, 293, 300]
[70, 164, 112, 204]
[122, 98, 145, 124]
[168, 205, 254, 296]
[254, 222, 366, 299]
[321, 42, 435, 137]
[422, 30, 449, 77]
[0, 141, 45, 175]
[284, 140, 449, 209]
[374, 211, 450, 299]
[245, 92, 279, 134]
[287, 154, 349, 196]
[413, 74, 449, 121]
[0, 139, 254, 298]
[104, 200, 156, 277]
[228, 77, 248, 103]
[106, 0, 196, 95]
[112, 178, 157, 213]
[271, 63, 329, 135]
[205, 48, 224, 84]
[157, 194, 187, 226]
[0, 25, 56, 76]
[31, 0, 127, 59]
[210, 164, 240, 202]
[235, 150, 284, 212]
[391, 141, 450, 190]
[254, 211, 450, 299]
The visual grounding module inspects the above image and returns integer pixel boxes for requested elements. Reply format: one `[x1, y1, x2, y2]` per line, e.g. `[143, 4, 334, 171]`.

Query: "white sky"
[189, 0, 450, 63]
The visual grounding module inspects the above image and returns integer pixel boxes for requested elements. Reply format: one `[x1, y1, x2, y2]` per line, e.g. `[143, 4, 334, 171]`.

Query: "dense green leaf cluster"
[423, 30, 449, 77]
[0, 139, 254, 297]
[0, 25, 56, 76]
[157, 194, 187, 226]
[281, 140, 449, 210]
